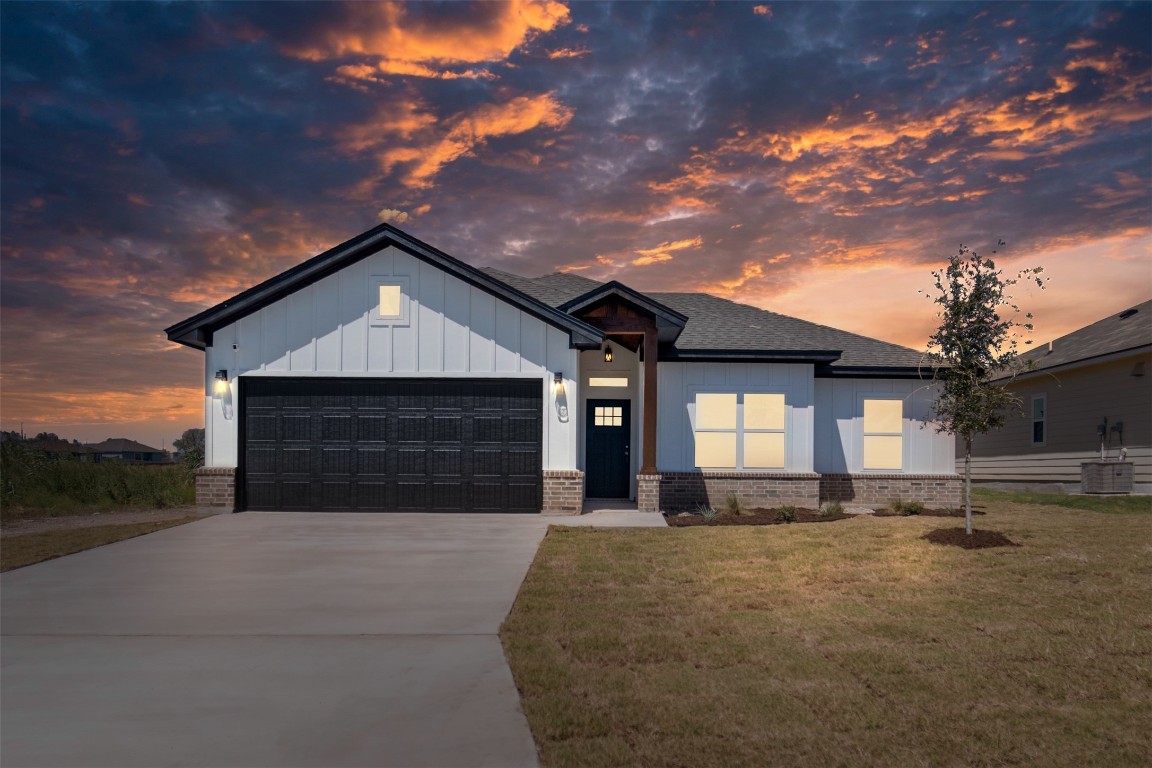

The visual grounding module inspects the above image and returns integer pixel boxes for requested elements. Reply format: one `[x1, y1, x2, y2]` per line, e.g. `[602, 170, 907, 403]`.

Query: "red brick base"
[195, 467, 236, 510]
[543, 470, 584, 514]
[818, 474, 962, 507]
[655, 472, 820, 511]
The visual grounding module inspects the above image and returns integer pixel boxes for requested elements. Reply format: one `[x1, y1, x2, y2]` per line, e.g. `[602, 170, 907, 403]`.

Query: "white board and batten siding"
[656, 362, 816, 472]
[203, 245, 578, 469]
[813, 378, 953, 474]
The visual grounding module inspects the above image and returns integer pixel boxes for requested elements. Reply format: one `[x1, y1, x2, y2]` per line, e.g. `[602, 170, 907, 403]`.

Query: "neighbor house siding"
[655, 362, 815, 473]
[202, 244, 578, 471]
[966, 352, 1152, 486]
[813, 378, 951, 474]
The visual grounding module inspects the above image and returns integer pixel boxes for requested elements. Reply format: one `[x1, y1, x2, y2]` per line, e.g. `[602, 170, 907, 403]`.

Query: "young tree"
[926, 243, 1046, 534]
[173, 428, 205, 475]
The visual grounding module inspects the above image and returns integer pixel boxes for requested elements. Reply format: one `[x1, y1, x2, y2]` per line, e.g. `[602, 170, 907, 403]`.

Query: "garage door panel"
[397, 448, 427, 476]
[321, 448, 352, 476]
[357, 415, 388, 442]
[242, 378, 542, 512]
[356, 448, 388, 476]
[321, 415, 352, 442]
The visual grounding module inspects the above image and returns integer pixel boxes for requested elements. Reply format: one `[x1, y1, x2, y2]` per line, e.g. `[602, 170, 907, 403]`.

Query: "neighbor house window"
[693, 392, 786, 470]
[862, 398, 903, 470]
[371, 277, 410, 326]
[1031, 394, 1046, 445]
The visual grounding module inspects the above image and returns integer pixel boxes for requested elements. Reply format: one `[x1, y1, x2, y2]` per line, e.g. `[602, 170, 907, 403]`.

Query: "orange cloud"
[283, 0, 569, 82]
[546, 47, 590, 59]
[631, 235, 703, 266]
[341, 92, 573, 189]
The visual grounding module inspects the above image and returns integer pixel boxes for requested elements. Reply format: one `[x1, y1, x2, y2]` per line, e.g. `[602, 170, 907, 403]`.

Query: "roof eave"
[660, 349, 843, 364]
[816, 365, 934, 379]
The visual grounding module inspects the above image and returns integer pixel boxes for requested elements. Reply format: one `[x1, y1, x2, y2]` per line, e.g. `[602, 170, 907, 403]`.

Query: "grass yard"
[0, 517, 199, 572]
[501, 496, 1152, 767]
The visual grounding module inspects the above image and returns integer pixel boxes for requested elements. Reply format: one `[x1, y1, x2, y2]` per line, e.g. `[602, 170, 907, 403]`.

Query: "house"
[966, 299, 1151, 493]
[86, 438, 168, 464]
[165, 224, 960, 513]
[24, 438, 100, 462]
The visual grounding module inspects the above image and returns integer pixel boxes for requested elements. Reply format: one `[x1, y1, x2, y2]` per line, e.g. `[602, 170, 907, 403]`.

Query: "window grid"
[693, 392, 786, 470]
[594, 406, 623, 427]
[862, 398, 903, 471]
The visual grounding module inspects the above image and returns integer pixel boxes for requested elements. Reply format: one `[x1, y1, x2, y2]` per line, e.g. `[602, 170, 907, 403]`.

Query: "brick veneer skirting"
[819, 474, 963, 507]
[656, 472, 821, 511]
[543, 470, 584, 514]
[195, 466, 236, 510]
[637, 474, 661, 512]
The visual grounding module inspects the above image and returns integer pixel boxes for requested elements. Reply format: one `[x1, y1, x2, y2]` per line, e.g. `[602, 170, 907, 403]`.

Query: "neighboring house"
[87, 438, 168, 464]
[24, 439, 100, 462]
[166, 224, 959, 513]
[966, 299, 1152, 492]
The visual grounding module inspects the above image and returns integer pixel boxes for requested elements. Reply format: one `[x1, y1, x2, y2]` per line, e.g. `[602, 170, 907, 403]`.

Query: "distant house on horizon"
[966, 298, 1151, 493]
[24, 438, 101, 462]
[86, 438, 169, 464]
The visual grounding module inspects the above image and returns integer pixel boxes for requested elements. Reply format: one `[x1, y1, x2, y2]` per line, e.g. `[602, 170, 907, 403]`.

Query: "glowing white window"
[589, 377, 629, 388]
[378, 285, 402, 317]
[863, 399, 903, 470]
[693, 392, 786, 470]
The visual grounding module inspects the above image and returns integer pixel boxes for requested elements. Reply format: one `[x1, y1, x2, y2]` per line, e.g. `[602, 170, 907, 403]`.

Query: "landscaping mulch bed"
[873, 508, 985, 517]
[665, 509, 852, 527]
[922, 527, 1021, 549]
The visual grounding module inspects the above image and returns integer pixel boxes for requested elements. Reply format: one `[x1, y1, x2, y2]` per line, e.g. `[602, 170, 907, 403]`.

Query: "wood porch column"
[642, 329, 658, 474]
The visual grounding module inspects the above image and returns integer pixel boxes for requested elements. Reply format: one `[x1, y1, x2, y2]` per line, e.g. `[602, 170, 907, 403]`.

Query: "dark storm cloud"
[1, 1, 1148, 443]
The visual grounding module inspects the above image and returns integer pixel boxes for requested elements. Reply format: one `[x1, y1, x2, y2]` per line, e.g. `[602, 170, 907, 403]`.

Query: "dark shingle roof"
[482, 270, 927, 370]
[88, 438, 163, 453]
[1013, 299, 1152, 373]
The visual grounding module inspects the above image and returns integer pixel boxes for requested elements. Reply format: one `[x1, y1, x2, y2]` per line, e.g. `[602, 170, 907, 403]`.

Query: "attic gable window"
[371, 276, 410, 326]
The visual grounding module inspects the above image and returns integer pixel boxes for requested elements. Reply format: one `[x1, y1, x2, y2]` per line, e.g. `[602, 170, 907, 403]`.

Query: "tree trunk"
[964, 435, 973, 535]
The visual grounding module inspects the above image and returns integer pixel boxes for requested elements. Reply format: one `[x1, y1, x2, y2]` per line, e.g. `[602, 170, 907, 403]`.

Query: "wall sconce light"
[552, 371, 565, 393]
[214, 369, 229, 395]
[603, 344, 613, 363]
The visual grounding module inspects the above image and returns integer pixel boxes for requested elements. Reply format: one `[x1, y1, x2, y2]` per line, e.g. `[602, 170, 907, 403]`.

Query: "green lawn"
[974, 486, 1152, 514]
[0, 518, 200, 572]
[501, 497, 1152, 767]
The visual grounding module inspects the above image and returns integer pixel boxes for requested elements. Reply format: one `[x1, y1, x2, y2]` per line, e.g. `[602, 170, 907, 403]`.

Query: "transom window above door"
[594, 406, 623, 426]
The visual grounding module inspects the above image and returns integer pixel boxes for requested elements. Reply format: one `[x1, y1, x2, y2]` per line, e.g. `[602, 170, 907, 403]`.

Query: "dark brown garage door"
[240, 378, 543, 512]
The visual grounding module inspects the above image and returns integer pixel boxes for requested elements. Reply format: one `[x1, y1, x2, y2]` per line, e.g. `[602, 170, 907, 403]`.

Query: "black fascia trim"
[815, 365, 933, 379]
[164, 224, 604, 351]
[559, 281, 689, 328]
[659, 349, 843, 364]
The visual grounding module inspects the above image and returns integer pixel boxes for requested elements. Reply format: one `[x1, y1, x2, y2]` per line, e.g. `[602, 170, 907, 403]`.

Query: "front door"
[586, 399, 630, 498]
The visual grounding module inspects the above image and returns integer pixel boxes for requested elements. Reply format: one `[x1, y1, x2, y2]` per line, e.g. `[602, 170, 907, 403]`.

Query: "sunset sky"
[2, 1, 1149, 451]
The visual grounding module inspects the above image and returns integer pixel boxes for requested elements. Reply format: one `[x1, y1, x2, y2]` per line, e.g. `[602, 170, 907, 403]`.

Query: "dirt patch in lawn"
[873, 508, 986, 517]
[922, 527, 1021, 549]
[665, 509, 852, 527]
[0, 506, 217, 536]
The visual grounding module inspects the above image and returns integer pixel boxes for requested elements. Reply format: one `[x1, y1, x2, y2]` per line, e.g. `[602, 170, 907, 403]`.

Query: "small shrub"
[777, 505, 797, 523]
[889, 498, 905, 513]
[819, 500, 843, 517]
[901, 500, 924, 516]
[695, 503, 718, 522]
[723, 492, 747, 516]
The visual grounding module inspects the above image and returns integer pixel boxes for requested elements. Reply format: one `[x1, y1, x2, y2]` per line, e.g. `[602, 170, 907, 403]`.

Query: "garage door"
[240, 378, 543, 512]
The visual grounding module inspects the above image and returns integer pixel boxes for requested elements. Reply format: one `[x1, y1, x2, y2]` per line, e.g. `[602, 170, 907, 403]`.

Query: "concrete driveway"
[1, 511, 660, 767]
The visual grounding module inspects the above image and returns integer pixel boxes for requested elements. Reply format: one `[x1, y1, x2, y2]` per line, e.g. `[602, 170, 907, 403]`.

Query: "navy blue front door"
[586, 399, 630, 498]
